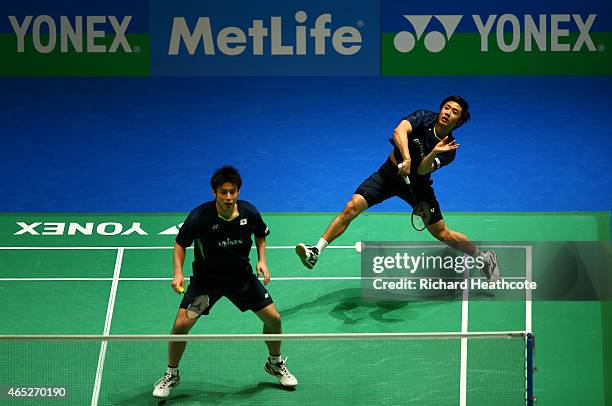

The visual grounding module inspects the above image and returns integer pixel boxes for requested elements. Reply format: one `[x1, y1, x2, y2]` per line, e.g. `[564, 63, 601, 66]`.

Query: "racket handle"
[398, 162, 411, 185]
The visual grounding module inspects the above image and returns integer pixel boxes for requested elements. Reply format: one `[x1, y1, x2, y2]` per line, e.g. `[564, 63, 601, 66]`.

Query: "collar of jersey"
[432, 125, 451, 142]
[218, 211, 240, 222]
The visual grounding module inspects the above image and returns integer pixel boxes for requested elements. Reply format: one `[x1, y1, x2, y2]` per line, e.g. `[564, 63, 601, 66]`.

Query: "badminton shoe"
[480, 250, 500, 282]
[295, 244, 319, 269]
[265, 358, 298, 388]
[152, 372, 180, 398]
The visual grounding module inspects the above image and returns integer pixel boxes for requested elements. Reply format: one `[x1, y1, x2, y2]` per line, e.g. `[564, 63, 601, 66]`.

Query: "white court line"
[0, 276, 530, 282]
[525, 246, 533, 333]
[267, 246, 356, 249]
[0, 245, 528, 250]
[366, 245, 530, 249]
[0, 246, 178, 250]
[0, 278, 114, 281]
[524, 246, 534, 405]
[459, 273, 469, 406]
[90, 248, 123, 406]
[0, 246, 354, 250]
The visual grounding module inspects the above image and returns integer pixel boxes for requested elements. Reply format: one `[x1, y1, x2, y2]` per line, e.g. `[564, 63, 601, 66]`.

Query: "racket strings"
[405, 181, 429, 232]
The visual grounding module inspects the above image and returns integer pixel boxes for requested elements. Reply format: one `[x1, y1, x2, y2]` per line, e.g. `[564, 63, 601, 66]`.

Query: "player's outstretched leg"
[426, 219, 500, 281]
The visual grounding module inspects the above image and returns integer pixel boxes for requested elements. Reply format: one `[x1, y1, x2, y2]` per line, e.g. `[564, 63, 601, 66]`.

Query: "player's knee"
[265, 313, 282, 330]
[431, 227, 452, 242]
[172, 315, 195, 334]
[171, 324, 190, 334]
[267, 313, 281, 329]
[341, 201, 360, 221]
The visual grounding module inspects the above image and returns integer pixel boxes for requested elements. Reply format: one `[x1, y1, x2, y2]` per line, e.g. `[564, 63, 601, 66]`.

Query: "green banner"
[1, 34, 149, 76]
[382, 32, 612, 75]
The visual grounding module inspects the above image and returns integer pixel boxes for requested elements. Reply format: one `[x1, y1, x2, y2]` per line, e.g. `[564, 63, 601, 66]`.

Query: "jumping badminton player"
[153, 165, 297, 398]
[296, 96, 499, 280]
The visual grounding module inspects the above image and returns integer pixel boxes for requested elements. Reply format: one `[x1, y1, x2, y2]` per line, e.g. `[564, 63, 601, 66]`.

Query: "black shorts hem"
[179, 273, 273, 315]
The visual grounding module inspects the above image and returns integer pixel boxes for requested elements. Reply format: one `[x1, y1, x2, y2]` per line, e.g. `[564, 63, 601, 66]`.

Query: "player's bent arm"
[418, 137, 458, 175]
[417, 150, 439, 175]
[393, 119, 413, 164]
[173, 242, 187, 276]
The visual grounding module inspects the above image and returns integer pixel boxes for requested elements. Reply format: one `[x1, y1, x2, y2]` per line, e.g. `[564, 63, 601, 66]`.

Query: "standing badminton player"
[153, 165, 297, 398]
[296, 96, 499, 279]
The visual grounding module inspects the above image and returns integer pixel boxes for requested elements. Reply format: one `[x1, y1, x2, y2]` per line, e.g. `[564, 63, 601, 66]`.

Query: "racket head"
[186, 294, 210, 320]
[411, 201, 431, 232]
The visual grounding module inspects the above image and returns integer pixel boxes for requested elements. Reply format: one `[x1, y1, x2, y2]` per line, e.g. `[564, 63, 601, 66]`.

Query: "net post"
[526, 333, 535, 405]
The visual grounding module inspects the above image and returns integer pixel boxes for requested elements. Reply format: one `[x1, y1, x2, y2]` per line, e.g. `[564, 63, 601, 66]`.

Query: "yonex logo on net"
[393, 15, 462, 53]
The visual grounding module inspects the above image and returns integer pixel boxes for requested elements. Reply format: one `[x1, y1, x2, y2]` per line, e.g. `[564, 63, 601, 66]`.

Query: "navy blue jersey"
[176, 200, 269, 287]
[388, 110, 456, 184]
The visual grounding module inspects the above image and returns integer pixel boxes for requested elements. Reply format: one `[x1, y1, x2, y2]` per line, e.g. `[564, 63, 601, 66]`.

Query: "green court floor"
[0, 212, 609, 405]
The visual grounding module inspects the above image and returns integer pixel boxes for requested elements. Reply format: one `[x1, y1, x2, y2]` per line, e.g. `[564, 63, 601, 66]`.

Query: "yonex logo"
[392, 14, 600, 54]
[14, 221, 147, 236]
[8, 15, 134, 54]
[393, 15, 462, 53]
[473, 14, 598, 52]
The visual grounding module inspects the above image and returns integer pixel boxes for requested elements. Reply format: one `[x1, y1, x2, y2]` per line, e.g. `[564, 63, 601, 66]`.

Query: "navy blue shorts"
[354, 158, 443, 225]
[179, 273, 273, 317]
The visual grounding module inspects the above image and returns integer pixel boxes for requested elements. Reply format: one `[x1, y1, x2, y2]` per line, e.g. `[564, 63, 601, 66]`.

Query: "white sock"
[316, 238, 329, 253]
[167, 366, 179, 376]
[268, 354, 282, 364]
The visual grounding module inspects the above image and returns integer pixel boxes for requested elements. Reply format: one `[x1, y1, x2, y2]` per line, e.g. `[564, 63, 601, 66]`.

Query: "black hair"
[211, 165, 242, 190]
[440, 95, 471, 128]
